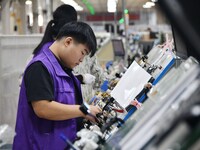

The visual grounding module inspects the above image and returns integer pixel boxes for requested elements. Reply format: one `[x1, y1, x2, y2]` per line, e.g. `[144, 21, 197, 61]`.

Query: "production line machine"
[104, 56, 200, 150]
[68, 0, 200, 148]
[121, 38, 176, 120]
[64, 40, 199, 150]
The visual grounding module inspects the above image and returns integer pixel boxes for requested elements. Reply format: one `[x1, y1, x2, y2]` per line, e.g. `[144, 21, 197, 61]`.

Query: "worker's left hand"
[85, 105, 101, 123]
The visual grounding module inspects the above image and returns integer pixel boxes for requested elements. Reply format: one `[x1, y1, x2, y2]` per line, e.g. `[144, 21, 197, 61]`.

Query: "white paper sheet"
[111, 61, 152, 108]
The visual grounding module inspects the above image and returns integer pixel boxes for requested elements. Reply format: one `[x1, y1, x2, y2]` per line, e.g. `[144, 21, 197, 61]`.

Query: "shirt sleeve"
[24, 61, 54, 102]
[75, 74, 84, 84]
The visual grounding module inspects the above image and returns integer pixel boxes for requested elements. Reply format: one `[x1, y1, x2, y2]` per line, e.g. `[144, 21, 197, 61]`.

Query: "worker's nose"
[79, 57, 84, 62]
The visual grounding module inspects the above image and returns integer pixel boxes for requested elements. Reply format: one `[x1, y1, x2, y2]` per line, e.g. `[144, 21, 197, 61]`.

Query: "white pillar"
[1, 0, 11, 34]
[19, 0, 27, 34]
[32, 0, 39, 33]
[46, 0, 53, 21]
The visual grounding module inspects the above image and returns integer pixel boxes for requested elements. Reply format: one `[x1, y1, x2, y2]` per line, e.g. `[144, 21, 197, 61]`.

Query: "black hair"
[33, 4, 77, 55]
[56, 22, 97, 57]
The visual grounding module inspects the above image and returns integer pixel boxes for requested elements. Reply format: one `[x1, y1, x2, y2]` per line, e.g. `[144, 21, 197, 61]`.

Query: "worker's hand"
[82, 73, 96, 84]
[84, 105, 101, 123]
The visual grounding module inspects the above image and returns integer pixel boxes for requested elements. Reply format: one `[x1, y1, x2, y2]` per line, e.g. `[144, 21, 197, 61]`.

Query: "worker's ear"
[64, 37, 73, 47]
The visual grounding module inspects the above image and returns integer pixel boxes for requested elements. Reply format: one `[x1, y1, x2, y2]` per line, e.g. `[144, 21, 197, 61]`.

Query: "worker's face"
[60, 37, 89, 69]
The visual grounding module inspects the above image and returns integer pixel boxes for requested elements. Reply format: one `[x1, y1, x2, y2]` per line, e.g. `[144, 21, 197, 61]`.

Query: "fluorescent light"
[61, 0, 83, 11]
[143, 2, 155, 9]
[107, 0, 118, 13]
[25, 0, 32, 5]
[146, 2, 155, 7]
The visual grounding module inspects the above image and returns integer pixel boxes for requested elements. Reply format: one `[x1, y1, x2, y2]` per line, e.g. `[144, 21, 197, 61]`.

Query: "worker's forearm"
[32, 100, 85, 120]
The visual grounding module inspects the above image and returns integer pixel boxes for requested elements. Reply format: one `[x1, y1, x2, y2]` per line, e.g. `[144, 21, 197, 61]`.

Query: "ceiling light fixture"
[143, 2, 155, 8]
[107, 0, 118, 13]
[25, 0, 32, 5]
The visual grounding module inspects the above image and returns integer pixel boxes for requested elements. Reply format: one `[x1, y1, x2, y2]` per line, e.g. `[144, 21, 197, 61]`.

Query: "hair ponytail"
[32, 20, 55, 55]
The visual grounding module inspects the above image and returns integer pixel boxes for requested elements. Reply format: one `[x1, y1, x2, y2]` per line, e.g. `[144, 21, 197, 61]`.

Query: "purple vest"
[13, 42, 83, 150]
